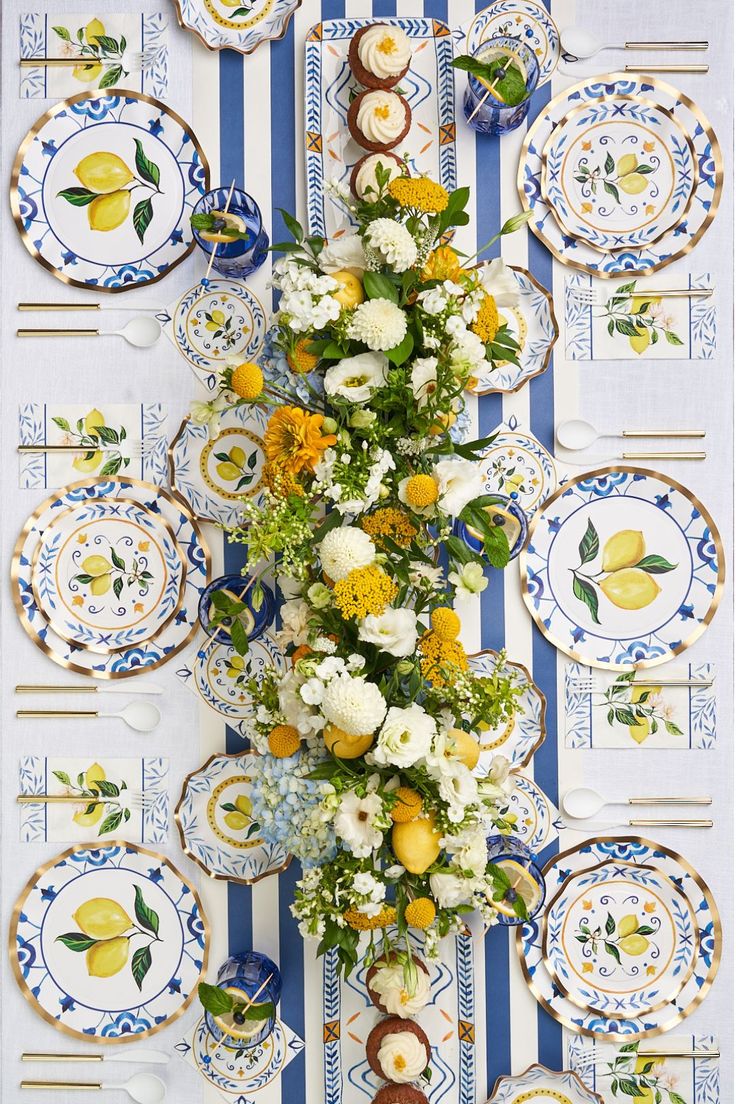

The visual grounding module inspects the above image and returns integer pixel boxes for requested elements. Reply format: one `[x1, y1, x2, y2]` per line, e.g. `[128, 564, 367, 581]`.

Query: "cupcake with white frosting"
[366, 1017, 431, 1084]
[347, 89, 412, 153]
[372, 1086, 430, 1104]
[350, 152, 404, 201]
[366, 954, 431, 1018]
[348, 23, 413, 89]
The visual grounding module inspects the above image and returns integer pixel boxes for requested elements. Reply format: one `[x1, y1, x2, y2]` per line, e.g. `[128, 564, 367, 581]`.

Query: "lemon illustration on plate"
[617, 913, 650, 955]
[216, 446, 247, 483]
[601, 530, 645, 573]
[72, 407, 106, 473]
[600, 567, 661, 610]
[75, 152, 134, 195]
[205, 309, 227, 332]
[223, 793, 253, 831]
[88, 189, 131, 232]
[79, 553, 114, 597]
[86, 935, 130, 978]
[72, 761, 107, 827]
[615, 153, 648, 196]
[73, 897, 132, 940]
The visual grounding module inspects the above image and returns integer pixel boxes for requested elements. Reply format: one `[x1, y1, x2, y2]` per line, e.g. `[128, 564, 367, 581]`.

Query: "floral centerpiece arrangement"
[191, 168, 533, 979]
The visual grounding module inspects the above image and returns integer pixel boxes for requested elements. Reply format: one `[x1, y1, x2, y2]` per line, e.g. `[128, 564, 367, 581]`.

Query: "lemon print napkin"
[19, 12, 169, 99]
[567, 1034, 720, 1104]
[564, 662, 716, 749]
[19, 755, 169, 843]
[565, 274, 716, 360]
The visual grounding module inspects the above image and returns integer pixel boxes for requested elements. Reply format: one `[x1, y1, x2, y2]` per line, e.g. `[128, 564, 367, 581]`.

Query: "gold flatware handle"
[624, 40, 708, 49]
[627, 796, 712, 805]
[17, 329, 99, 337]
[16, 684, 99, 692]
[629, 819, 713, 827]
[22, 1055, 103, 1062]
[17, 795, 105, 805]
[17, 709, 98, 719]
[621, 452, 706, 460]
[636, 1050, 720, 1058]
[623, 288, 713, 298]
[20, 58, 104, 67]
[625, 64, 709, 73]
[621, 430, 705, 439]
[21, 1082, 101, 1090]
[18, 302, 102, 311]
[17, 445, 124, 453]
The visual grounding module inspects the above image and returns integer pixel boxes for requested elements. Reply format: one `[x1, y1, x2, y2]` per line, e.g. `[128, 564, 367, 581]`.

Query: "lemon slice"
[213, 987, 271, 1042]
[476, 46, 528, 106]
[199, 211, 247, 243]
[492, 859, 542, 918]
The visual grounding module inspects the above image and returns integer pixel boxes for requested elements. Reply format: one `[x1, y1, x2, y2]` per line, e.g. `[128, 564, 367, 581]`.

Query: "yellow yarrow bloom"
[405, 897, 436, 930]
[388, 176, 449, 213]
[418, 630, 468, 687]
[390, 786, 424, 823]
[267, 724, 301, 758]
[404, 474, 438, 509]
[230, 361, 264, 400]
[471, 293, 499, 343]
[333, 564, 398, 620]
[344, 905, 397, 931]
[263, 461, 303, 498]
[361, 507, 418, 549]
[421, 245, 465, 283]
[430, 607, 461, 642]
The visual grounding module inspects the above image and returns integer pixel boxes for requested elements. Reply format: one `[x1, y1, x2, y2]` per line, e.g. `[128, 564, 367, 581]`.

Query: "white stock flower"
[348, 298, 407, 351]
[277, 599, 311, 647]
[277, 671, 320, 735]
[324, 351, 388, 403]
[369, 704, 436, 769]
[353, 871, 387, 915]
[410, 356, 438, 408]
[335, 791, 384, 857]
[321, 674, 387, 735]
[319, 525, 376, 581]
[358, 608, 418, 658]
[433, 458, 484, 516]
[365, 218, 418, 272]
[429, 871, 474, 909]
[478, 258, 520, 308]
[449, 562, 489, 595]
[417, 286, 448, 316]
[190, 395, 229, 437]
[319, 232, 367, 274]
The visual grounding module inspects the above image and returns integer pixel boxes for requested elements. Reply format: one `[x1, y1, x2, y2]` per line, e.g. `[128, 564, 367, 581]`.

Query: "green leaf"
[51, 416, 72, 432]
[634, 554, 677, 574]
[572, 574, 600, 624]
[131, 945, 152, 991]
[134, 885, 160, 936]
[133, 198, 153, 245]
[664, 719, 683, 736]
[614, 318, 642, 337]
[240, 999, 275, 1022]
[93, 34, 122, 53]
[99, 456, 123, 477]
[93, 779, 121, 797]
[98, 809, 123, 836]
[113, 576, 124, 601]
[110, 548, 126, 571]
[56, 932, 98, 952]
[99, 64, 123, 89]
[578, 517, 599, 565]
[134, 139, 160, 188]
[605, 912, 616, 935]
[664, 330, 684, 346]
[95, 424, 120, 445]
[57, 187, 97, 207]
[230, 617, 249, 656]
[363, 271, 399, 303]
[604, 152, 615, 175]
[604, 180, 621, 204]
[52, 770, 72, 787]
[604, 940, 621, 964]
[385, 330, 414, 366]
[198, 982, 234, 1015]
[277, 208, 303, 243]
[52, 25, 72, 41]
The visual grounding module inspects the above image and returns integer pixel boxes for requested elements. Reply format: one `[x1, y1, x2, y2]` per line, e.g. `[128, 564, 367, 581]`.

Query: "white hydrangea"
[321, 674, 387, 736]
[348, 298, 407, 351]
[364, 218, 418, 272]
[319, 525, 376, 581]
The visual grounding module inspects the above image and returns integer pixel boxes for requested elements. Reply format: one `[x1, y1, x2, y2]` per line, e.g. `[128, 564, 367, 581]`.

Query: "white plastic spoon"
[556, 419, 705, 451]
[21, 1073, 166, 1103]
[562, 786, 712, 820]
[17, 700, 161, 733]
[17, 316, 161, 348]
[560, 27, 708, 63]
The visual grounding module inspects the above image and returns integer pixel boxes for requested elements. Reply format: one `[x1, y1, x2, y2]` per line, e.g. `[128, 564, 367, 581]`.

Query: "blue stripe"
[219, 51, 245, 186]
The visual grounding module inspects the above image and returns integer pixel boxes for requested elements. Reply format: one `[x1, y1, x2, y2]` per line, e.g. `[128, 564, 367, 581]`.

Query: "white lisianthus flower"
[358, 608, 418, 658]
[365, 218, 418, 272]
[438, 760, 479, 822]
[190, 395, 229, 437]
[277, 599, 311, 647]
[319, 525, 376, 581]
[321, 674, 387, 735]
[478, 257, 520, 308]
[409, 562, 444, 588]
[446, 826, 489, 878]
[449, 562, 489, 595]
[324, 351, 388, 403]
[410, 356, 438, 408]
[369, 704, 437, 769]
[335, 791, 384, 857]
[348, 298, 408, 351]
[433, 458, 484, 517]
[307, 581, 332, 609]
[429, 871, 474, 909]
[319, 232, 367, 274]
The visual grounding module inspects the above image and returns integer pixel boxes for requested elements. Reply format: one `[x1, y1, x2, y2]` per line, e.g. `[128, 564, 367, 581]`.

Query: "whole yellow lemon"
[323, 723, 374, 759]
[75, 152, 134, 194]
[73, 898, 132, 940]
[330, 271, 365, 308]
[616, 153, 639, 177]
[600, 568, 661, 611]
[601, 530, 646, 573]
[216, 461, 242, 482]
[446, 728, 481, 770]
[88, 190, 131, 232]
[86, 936, 130, 979]
[392, 813, 441, 874]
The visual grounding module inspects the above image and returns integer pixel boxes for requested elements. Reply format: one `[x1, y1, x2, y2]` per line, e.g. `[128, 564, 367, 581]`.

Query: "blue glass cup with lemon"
[191, 186, 269, 278]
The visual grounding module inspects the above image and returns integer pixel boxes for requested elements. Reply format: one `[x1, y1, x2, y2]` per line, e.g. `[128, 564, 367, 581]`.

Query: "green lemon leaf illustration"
[132, 198, 154, 245]
[634, 554, 677, 574]
[99, 64, 123, 89]
[134, 885, 160, 936]
[56, 932, 98, 952]
[572, 574, 600, 624]
[578, 517, 599, 564]
[133, 138, 161, 188]
[58, 188, 98, 207]
[131, 945, 152, 991]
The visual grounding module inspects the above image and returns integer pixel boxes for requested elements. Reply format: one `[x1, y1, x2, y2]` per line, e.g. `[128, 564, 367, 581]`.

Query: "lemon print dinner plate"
[541, 97, 697, 255]
[488, 1063, 603, 1104]
[518, 73, 722, 277]
[520, 466, 724, 671]
[9, 842, 208, 1042]
[542, 860, 699, 1020]
[468, 650, 546, 770]
[31, 498, 186, 654]
[193, 635, 286, 722]
[13, 477, 210, 679]
[463, 1, 561, 88]
[516, 837, 721, 1041]
[11, 91, 208, 292]
[169, 405, 269, 525]
[172, 0, 301, 54]
[176, 752, 291, 884]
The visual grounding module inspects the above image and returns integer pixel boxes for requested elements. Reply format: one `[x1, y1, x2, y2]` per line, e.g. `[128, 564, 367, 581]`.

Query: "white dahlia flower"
[319, 525, 376, 581]
[324, 351, 388, 403]
[348, 298, 407, 351]
[321, 674, 387, 735]
[365, 218, 418, 272]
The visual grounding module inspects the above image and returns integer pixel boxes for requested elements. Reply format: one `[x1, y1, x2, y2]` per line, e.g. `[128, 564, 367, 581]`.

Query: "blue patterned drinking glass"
[486, 834, 546, 926]
[205, 951, 282, 1049]
[462, 37, 540, 136]
[198, 574, 276, 645]
[192, 187, 269, 278]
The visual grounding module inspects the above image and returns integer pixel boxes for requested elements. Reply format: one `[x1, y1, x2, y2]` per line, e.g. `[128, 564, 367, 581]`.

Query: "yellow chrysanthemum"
[361, 507, 418, 549]
[230, 361, 264, 400]
[264, 405, 336, 476]
[286, 336, 319, 375]
[418, 630, 468, 687]
[268, 724, 301, 758]
[390, 786, 423, 823]
[333, 564, 397, 620]
[405, 897, 436, 930]
[430, 607, 461, 642]
[388, 176, 449, 213]
[421, 245, 465, 283]
[344, 905, 397, 931]
[471, 293, 499, 343]
[404, 474, 438, 509]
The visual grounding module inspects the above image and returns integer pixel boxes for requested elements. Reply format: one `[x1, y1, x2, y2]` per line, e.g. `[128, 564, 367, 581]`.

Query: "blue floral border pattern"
[521, 468, 724, 670]
[506, 772, 560, 851]
[518, 839, 721, 1039]
[13, 91, 208, 291]
[565, 274, 716, 361]
[305, 17, 457, 237]
[564, 661, 717, 749]
[454, 0, 561, 88]
[11, 843, 206, 1041]
[174, 0, 301, 54]
[567, 1033, 720, 1104]
[519, 74, 722, 277]
[176, 1014, 305, 1098]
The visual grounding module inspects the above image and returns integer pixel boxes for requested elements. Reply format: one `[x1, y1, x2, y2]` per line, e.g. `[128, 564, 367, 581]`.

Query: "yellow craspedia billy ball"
[268, 724, 301, 758]
[404, 474, 438, 509]
[286, 336, 320, 375]
[230, 361, 264, 400]
[390, 786, 424, 823]
[430, 607, 461, 642]
[404, 896, 437, 930]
